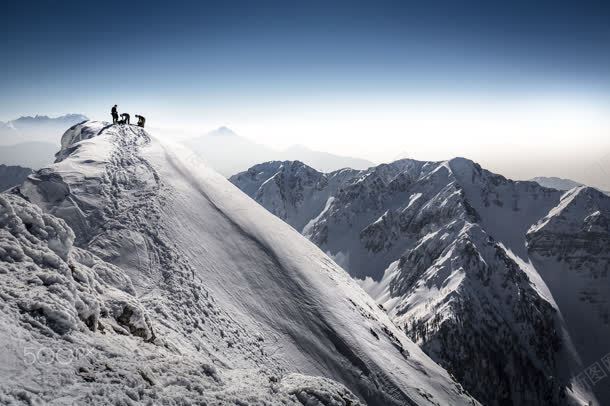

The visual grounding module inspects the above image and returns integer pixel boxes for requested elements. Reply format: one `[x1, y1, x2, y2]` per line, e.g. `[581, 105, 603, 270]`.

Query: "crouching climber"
[119, 113, 130, 125]
[135, 115, 146, 128]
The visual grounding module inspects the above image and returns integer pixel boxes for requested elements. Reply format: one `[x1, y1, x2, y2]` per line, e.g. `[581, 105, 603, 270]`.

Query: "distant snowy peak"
[531, 176, 584, 191]
[205, 126, 238, 137]
[531, 176, 610, 196]
[528, 186, 610, 248]
[233, 156, 401, 233]
[0, 113, 90, 152]
[230, 160, 359, 232]
[232, 157, 475, 236]
[185, 127, 374, 176]
[185, 128, 277, 176]
[281, 144, 375, 172]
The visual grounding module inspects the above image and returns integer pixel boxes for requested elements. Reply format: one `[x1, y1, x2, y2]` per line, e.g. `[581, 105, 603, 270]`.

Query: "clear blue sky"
[2, 0, 609, 120]
[2, 0, 610, 188]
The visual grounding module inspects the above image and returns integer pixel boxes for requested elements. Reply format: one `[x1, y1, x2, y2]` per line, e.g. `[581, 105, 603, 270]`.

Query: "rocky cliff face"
[232, 158, 605, 406]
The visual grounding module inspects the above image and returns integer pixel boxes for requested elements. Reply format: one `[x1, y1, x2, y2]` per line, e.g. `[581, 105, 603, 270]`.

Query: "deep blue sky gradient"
[1, 0, 610, 120]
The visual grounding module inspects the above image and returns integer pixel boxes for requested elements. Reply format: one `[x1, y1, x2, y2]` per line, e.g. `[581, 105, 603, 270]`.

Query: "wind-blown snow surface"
[1, 121, 478, 405]
[232, 159, 607, 406]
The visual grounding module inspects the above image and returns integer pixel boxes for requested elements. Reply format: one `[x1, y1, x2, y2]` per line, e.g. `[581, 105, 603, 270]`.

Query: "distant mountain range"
[232, 159, 609, 406]
[0, 114, 88, 144]
[531, 176, 585, 191]
[184, 126, 374, 176]
[6, 113, 88, 128]
[0, 114, 88, 168]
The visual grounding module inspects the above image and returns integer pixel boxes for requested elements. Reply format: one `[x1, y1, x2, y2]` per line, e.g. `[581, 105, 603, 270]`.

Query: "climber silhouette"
[135, 115, 146, 128]
[120, 113, 130, 125]
[111, 105, 118, 124]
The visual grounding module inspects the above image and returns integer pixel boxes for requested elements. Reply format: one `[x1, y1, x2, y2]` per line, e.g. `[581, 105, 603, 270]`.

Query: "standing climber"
[111, 105, 118, 124]
[135, 115, 146, 128]
[120, 113, 130, 125]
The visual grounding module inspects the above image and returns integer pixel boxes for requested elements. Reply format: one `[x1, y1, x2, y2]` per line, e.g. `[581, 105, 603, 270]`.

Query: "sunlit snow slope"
[1, 121, 479, 405]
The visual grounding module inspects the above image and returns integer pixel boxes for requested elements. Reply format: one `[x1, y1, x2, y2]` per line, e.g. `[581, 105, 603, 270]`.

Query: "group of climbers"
[111, 105, 145, 128]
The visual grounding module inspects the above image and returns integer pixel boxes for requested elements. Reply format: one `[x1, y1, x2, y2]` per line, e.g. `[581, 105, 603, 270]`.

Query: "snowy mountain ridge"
[231, 159, 608, 406]
[0, 121, 479, 405]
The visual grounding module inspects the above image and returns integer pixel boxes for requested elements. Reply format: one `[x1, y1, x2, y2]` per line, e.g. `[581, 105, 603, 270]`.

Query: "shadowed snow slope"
[1, 121, 479, 405]
[0, 165, 32, 192]
[528, 186, 610, 403]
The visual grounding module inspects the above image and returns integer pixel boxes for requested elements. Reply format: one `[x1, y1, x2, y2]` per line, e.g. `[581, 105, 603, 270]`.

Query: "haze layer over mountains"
[1, 113, 606, 193]
[184, 126, 374, 176]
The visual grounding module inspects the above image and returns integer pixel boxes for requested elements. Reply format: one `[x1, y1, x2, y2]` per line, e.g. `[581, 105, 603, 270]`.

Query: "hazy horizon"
[2, 0, 609, 188]
[1, 108, 610, 190]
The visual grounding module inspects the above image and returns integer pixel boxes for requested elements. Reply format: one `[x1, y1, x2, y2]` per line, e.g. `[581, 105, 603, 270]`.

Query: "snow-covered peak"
[0, 114, 91, 166]
[529, 186, 610, 235]
[446, 156, 476, 175]
[4, 121, 479, 405]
